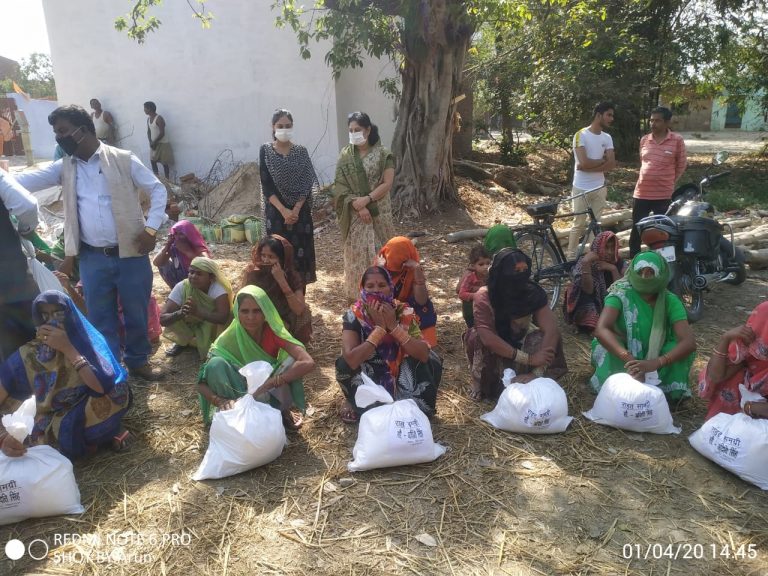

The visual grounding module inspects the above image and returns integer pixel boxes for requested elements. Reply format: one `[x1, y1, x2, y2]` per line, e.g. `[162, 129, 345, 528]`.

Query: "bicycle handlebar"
[561, 185, 606, 203]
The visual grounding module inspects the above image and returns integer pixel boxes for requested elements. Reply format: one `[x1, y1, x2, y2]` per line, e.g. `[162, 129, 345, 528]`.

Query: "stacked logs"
[447, 208, 768, 270]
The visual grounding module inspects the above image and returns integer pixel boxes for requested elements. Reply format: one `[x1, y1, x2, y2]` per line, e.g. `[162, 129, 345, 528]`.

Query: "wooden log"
[598, 209, 632, 227]
[453, 160, 494, 182]
[743, 248, 768, 270]
[445, 228, 489, 243]
[719, 218, 753, 231]
[732, 225, 768, 247]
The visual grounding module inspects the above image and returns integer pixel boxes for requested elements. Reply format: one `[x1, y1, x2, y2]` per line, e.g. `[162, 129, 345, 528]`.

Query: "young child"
[457, 245, 491, 328]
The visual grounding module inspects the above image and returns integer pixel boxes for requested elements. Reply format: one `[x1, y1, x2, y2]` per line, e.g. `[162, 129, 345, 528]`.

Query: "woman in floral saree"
[334, 112, 396, 302]
[0, 291, 131, 458]
[698, 301, 768, 420]
[336, 266, 442, 423]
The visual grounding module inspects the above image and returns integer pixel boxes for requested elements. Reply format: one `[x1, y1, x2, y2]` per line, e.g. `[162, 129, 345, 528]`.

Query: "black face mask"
[55, 127, 83, 156]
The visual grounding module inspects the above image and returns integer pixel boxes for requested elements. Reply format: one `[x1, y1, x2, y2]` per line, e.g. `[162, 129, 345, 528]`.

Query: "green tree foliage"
[0, 53, 57, 99]
[472, 0, 766, 163]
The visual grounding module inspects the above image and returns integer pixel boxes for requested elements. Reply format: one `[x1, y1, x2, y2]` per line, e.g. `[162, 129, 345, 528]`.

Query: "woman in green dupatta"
[590, 252, 696, 403]
[334, 112, 396, 302]
[197, 286, 315, 430]
[160, 257, 233, 359]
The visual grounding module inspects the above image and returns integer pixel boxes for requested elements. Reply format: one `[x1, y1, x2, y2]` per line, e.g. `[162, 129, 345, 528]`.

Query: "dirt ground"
[2, 152, 768, 576]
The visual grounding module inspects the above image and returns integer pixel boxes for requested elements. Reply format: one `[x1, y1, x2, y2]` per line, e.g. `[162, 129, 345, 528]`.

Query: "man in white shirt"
[0, 170, 40, 360]
[16, 105, 167, 380]
[566, 102, 616, 259]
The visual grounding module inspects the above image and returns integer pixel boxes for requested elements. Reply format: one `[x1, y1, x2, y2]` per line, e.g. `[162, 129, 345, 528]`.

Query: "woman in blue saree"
[0, 291, 131, 459]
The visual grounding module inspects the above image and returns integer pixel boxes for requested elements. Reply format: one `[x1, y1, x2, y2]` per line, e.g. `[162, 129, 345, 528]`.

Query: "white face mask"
[349, 131, 366, 146]
[274, 129, 293, 143]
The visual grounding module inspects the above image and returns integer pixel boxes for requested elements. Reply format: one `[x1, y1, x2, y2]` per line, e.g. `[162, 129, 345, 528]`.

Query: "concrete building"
[41, 0, 397, 182]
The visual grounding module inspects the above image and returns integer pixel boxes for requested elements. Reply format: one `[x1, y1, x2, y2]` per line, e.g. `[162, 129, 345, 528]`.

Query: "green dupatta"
[198, 285, 306, 417]
[608, 251, 670, 360]
[333, 143, 392, 242]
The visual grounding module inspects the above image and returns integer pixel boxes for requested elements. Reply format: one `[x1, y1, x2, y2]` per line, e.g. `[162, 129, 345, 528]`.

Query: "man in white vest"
[16, 105, 166, 380]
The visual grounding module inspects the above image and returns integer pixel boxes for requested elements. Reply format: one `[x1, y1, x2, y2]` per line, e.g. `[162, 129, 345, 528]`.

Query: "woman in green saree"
[197, 286, 315, 430]
[334, 111, 396, 302]
[590, 252, 696, 403]
[160, 257, 233, 359]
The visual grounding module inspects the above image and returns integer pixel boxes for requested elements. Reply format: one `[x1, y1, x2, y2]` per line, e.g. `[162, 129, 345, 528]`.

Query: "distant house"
[41, 0, 397, 181]
[0, 55, 20, 82]
[663, 88, 768, 132]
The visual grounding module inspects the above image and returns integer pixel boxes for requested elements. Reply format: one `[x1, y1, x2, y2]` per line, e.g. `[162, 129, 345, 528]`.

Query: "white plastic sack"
[0, 397, 84, 525]
[21, 238, 63, 293]
[193, 361, 286, 480]
[689, 412, 768, 490]
[2, 397, 36, 443]
[348, 374, 446, 472]
[739, 383, 766, 408]
[582, 372, 681, 434]
[480, 369, 572, 434]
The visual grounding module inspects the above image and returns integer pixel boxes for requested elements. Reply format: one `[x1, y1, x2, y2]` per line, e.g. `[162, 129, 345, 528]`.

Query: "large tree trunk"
[452, 77, 474, 160]
[390, 0, 473, 216]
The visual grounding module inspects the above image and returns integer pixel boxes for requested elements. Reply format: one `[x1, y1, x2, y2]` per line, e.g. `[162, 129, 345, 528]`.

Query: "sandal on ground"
[339, 403, 360, 425]
[112, 430, 134, 452]
[165, 343, 187, 357]
[281, 409, 304, 431]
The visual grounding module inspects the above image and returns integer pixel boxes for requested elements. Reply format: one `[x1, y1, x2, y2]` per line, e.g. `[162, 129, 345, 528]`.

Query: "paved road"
[679, 130, 766, 155]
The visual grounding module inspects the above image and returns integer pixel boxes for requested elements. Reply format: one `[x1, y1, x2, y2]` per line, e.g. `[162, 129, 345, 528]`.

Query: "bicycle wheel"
[515, 232, 564, 309]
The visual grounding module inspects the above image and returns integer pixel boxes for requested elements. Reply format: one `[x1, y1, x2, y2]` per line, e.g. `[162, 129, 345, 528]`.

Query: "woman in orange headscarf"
[376, 236, 437, 346]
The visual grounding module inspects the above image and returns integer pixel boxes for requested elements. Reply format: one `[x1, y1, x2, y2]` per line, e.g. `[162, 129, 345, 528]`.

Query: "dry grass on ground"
[2, 150, 768, 576]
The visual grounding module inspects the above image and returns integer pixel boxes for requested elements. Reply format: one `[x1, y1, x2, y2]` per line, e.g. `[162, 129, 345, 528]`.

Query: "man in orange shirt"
[629, 106, 687, 257]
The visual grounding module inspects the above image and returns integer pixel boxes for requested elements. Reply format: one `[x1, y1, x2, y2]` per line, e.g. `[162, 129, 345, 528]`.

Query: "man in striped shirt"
[629, 106, 687, 257]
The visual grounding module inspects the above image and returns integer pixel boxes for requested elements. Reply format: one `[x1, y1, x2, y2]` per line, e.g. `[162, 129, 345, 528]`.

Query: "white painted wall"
[334, 56, 399, 152]
[41, 0, 343, 183]
[5, 93, 58, 160]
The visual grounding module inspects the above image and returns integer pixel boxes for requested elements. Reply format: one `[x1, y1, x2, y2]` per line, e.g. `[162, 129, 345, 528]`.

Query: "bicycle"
[510, 186, 604, 310]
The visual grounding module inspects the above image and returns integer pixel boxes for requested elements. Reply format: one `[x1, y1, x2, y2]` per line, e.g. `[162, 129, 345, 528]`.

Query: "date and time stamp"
[622, 542, 759, 562]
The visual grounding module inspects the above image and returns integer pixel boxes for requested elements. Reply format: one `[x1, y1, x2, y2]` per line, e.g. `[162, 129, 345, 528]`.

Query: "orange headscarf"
[376, 236, 419, 300]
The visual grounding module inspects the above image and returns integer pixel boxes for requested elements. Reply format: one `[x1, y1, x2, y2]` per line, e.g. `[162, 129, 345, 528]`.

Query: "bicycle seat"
[526, 201, 558, 218]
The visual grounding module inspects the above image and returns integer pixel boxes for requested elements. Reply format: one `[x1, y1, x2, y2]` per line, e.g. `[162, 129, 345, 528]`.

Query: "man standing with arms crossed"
[629, 106, 687, 257]
[16, 105, 166, 380]
[567, 102, 616, 259]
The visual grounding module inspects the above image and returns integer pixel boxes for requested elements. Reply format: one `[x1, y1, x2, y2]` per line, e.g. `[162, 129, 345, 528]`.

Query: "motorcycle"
[635, 151, 746, 323]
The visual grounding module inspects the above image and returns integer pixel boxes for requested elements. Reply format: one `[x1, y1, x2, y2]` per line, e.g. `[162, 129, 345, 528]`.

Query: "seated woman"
[197, 286, 314, 430]
[699, 301, 768, 420]
[464, 248, 567, 401]
[0, 291, 132, 459]
[337, 266, 442, 423]
[242, 235, 312, 345]
[591, 252, 696, 403]
[376, 236, 437, 347]
[154, 220, 211, 289]
[564, 231, 626, 333]
[160, 257, 233, 358]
